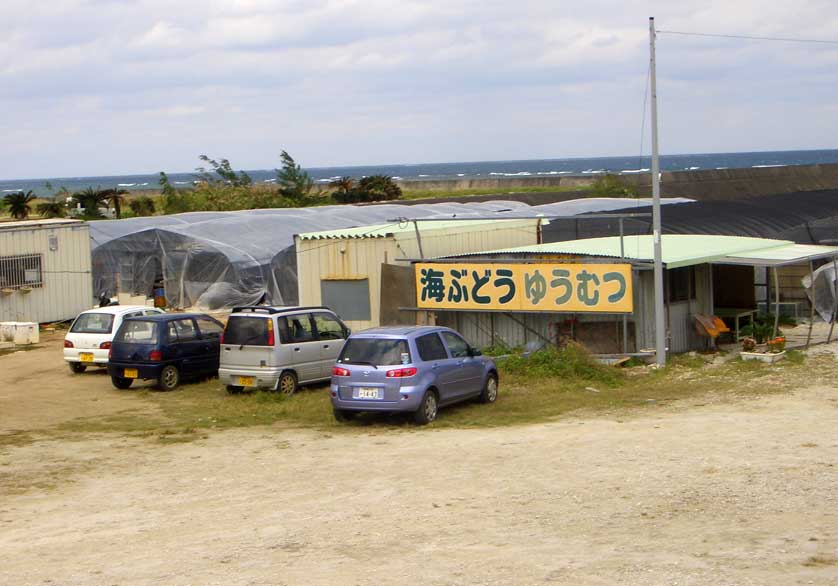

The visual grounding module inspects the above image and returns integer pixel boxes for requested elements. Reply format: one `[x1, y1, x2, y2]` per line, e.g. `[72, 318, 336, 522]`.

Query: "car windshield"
[115, 321, 158, 344]
[70, 313, 115, 334]
[224, 316, 270, 346]
[337, 338, 411, 366]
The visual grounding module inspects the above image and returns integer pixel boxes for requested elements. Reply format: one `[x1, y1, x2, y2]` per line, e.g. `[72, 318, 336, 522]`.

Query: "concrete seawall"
[394, 162, 838, 202]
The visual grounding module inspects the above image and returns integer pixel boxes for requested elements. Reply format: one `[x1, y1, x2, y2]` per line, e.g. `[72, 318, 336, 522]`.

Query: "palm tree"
[329, 176, 355, 203]
[71, 187, 108, 218]
[100, 188, 129, 219]
[36, 199, 66, 218]
[4, 191, 36, 220]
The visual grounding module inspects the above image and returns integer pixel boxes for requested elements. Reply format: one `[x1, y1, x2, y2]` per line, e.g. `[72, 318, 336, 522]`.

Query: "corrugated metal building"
[432, 235, 838, 354]
[0, 219, 92, 323]
[295, 219, 541, 331]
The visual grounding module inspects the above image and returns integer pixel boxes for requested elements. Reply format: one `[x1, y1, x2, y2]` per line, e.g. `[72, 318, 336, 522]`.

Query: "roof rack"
[231, 305, 331, 314]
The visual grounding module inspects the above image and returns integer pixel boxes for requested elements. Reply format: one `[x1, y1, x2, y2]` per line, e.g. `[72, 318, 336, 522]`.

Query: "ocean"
[3, 149, 838, 197]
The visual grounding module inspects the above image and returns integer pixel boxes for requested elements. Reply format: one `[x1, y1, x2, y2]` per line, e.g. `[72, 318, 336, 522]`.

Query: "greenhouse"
[89, 198, 690, 309]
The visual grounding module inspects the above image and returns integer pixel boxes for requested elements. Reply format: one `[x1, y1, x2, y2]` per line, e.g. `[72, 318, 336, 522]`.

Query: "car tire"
[111, 376, 133, 390]
[479, 374, 499, 404]
[333, 408, 356, 422]
[226, 385, 244, 394]
[413, 390, 439, 425]
[278, 371, 298, 395]
[156, 365, 180, 391]
[69, 362, 87, 374]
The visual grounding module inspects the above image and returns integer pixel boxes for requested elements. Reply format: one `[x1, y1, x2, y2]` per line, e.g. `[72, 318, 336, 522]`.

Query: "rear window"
[337, 338, 411, 366]
[116, 321, 158, 344]
[224, 316, 270, 346]
[70, 313, 115, 334]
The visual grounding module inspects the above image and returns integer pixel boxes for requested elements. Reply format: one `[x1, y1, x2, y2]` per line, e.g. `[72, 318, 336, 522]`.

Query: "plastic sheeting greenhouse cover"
[89, 197, 690, 310]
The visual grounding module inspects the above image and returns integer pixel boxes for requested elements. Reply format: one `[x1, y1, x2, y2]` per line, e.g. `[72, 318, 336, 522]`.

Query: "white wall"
[0, 221, 93, 323]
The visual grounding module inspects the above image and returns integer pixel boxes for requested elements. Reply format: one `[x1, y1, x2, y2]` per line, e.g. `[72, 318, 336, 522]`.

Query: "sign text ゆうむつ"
[415, 263, 633, 313]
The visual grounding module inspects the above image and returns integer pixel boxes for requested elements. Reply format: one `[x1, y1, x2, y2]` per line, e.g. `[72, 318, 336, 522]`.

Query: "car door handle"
[323, 344, 330, 349]
[294, 347, 301, 352]
[457, 360, 464, 366]
[432, 363, 439, 369]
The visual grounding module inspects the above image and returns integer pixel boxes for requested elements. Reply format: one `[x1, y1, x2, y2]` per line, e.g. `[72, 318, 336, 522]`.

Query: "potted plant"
[740, 334, 786, 363]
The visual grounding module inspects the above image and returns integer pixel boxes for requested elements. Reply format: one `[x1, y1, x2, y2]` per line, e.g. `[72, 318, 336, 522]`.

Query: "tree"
[195, 155, 252, 187]
[129, 196, 156, 216]
[329, 176, 355, 202]
[100, 188, 129, 219]
[4, 191, 36, 220]
[159, 172, 191, 214]
[36, 200, 66, 218]
[332, 175, 402, 204]
[71, 187, 108, 218]
[276, 150, 314, 204]
[358, 175, 401, 201]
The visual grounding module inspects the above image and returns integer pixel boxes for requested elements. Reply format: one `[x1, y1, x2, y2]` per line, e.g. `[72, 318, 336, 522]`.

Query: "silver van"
[219, 306, 350, 394]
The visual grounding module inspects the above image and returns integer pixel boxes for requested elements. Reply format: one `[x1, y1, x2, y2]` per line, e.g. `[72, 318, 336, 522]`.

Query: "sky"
[2, 0, 838, 179]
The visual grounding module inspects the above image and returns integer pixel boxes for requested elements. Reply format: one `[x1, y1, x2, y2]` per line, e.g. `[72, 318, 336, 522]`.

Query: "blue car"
[330, 326, 498, 424]
[107, 313, 225, 391]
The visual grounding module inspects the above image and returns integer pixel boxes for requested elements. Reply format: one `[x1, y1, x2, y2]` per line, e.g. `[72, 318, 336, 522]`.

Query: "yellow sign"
[415, 263, 633, 313]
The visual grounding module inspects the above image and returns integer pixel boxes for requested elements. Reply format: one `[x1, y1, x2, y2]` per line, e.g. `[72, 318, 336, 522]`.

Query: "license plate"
[80, 352, 94, 363]
[238, 376, 254, 387]
[354, 387, 382, 400]
[124, 368, 138, 379]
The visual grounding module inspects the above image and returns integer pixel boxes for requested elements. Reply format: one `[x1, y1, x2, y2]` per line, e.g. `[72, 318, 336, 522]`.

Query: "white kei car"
[64, 305, 165, 373]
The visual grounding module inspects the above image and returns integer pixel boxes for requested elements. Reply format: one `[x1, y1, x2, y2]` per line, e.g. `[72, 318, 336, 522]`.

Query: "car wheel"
[278, 371, 298, 395]
[413, 391, 438, 425]
[333, 408, 356, 422]
[156, 365, 180, 391]
[69, 362, 87, 374]
[111, 376, 133, 390]
[479, 374, 499, 404]
[226, 385, 244, 394]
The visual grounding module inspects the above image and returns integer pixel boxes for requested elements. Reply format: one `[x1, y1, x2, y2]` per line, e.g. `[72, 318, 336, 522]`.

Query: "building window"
[320, 279, 371, 321]
[0, 254, 43, 290]
[667, 266, 694, 302]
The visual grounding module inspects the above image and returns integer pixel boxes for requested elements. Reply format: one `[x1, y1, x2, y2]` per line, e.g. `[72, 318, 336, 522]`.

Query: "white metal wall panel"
[0, 223, 92, 323]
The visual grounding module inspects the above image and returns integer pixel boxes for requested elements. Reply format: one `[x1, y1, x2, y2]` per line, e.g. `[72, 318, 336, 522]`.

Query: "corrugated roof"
[446, 234, 838, 268]
[297, 219, 537, 240]
[722, 243, 838, 266]
[0, 218, 85, 230]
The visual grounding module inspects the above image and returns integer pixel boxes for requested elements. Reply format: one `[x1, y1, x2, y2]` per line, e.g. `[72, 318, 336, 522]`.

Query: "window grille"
[0, 254, 43, 290]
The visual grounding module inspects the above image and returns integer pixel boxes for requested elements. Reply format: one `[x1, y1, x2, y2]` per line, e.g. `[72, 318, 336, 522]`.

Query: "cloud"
[0, 0, 837, 178]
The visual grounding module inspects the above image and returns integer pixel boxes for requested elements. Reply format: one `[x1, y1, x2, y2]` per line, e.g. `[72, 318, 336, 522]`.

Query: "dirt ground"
[2, 336, 838, 585]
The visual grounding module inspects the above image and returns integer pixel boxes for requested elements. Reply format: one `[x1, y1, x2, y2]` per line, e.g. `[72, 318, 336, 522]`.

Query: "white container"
[12, 322, 39, 345]
[740, 350, 786, 364]
[0, 322, 17, 342]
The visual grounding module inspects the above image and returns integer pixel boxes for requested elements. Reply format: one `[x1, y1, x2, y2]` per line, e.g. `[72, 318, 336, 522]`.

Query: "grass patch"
[44, 344, 831, 439]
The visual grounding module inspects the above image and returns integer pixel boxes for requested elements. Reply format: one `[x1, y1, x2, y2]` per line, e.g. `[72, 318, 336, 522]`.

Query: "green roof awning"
[445, 234, 838, 268]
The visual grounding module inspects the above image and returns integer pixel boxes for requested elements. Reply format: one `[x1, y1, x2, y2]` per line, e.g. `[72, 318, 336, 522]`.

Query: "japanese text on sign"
[415, 263, 633, 313]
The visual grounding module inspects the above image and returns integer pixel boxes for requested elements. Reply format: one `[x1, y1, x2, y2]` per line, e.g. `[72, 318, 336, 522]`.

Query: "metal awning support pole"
[772, 267, 780, 339]
[649, 16, 666, 366]
[620, 217, 628, 353]
[806, 260, 816, 349]
[413, 220, 425, 260]
[828, 257, 838, 343]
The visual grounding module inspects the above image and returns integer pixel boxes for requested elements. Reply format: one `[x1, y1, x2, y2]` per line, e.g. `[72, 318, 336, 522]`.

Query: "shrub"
[129, 196, 156, 216]
[497, 342, 621, 386]
[332, 175, 402, 204]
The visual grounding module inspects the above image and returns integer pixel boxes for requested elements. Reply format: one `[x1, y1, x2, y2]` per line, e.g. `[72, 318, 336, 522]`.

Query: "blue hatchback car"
[330, 326, 498, 424]
[107, 313, 225, 391]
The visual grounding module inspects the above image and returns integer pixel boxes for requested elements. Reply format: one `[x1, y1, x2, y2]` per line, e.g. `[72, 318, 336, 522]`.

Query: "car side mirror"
[468, 347, 482, 357]
[344, 328, 352, 337]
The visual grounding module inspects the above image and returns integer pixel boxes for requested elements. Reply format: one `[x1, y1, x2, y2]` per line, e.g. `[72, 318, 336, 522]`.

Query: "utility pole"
[649, 17, 666, 366]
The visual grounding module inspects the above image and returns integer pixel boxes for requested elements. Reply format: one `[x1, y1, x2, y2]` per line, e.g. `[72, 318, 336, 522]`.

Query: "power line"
[656, 29, 838, 45]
